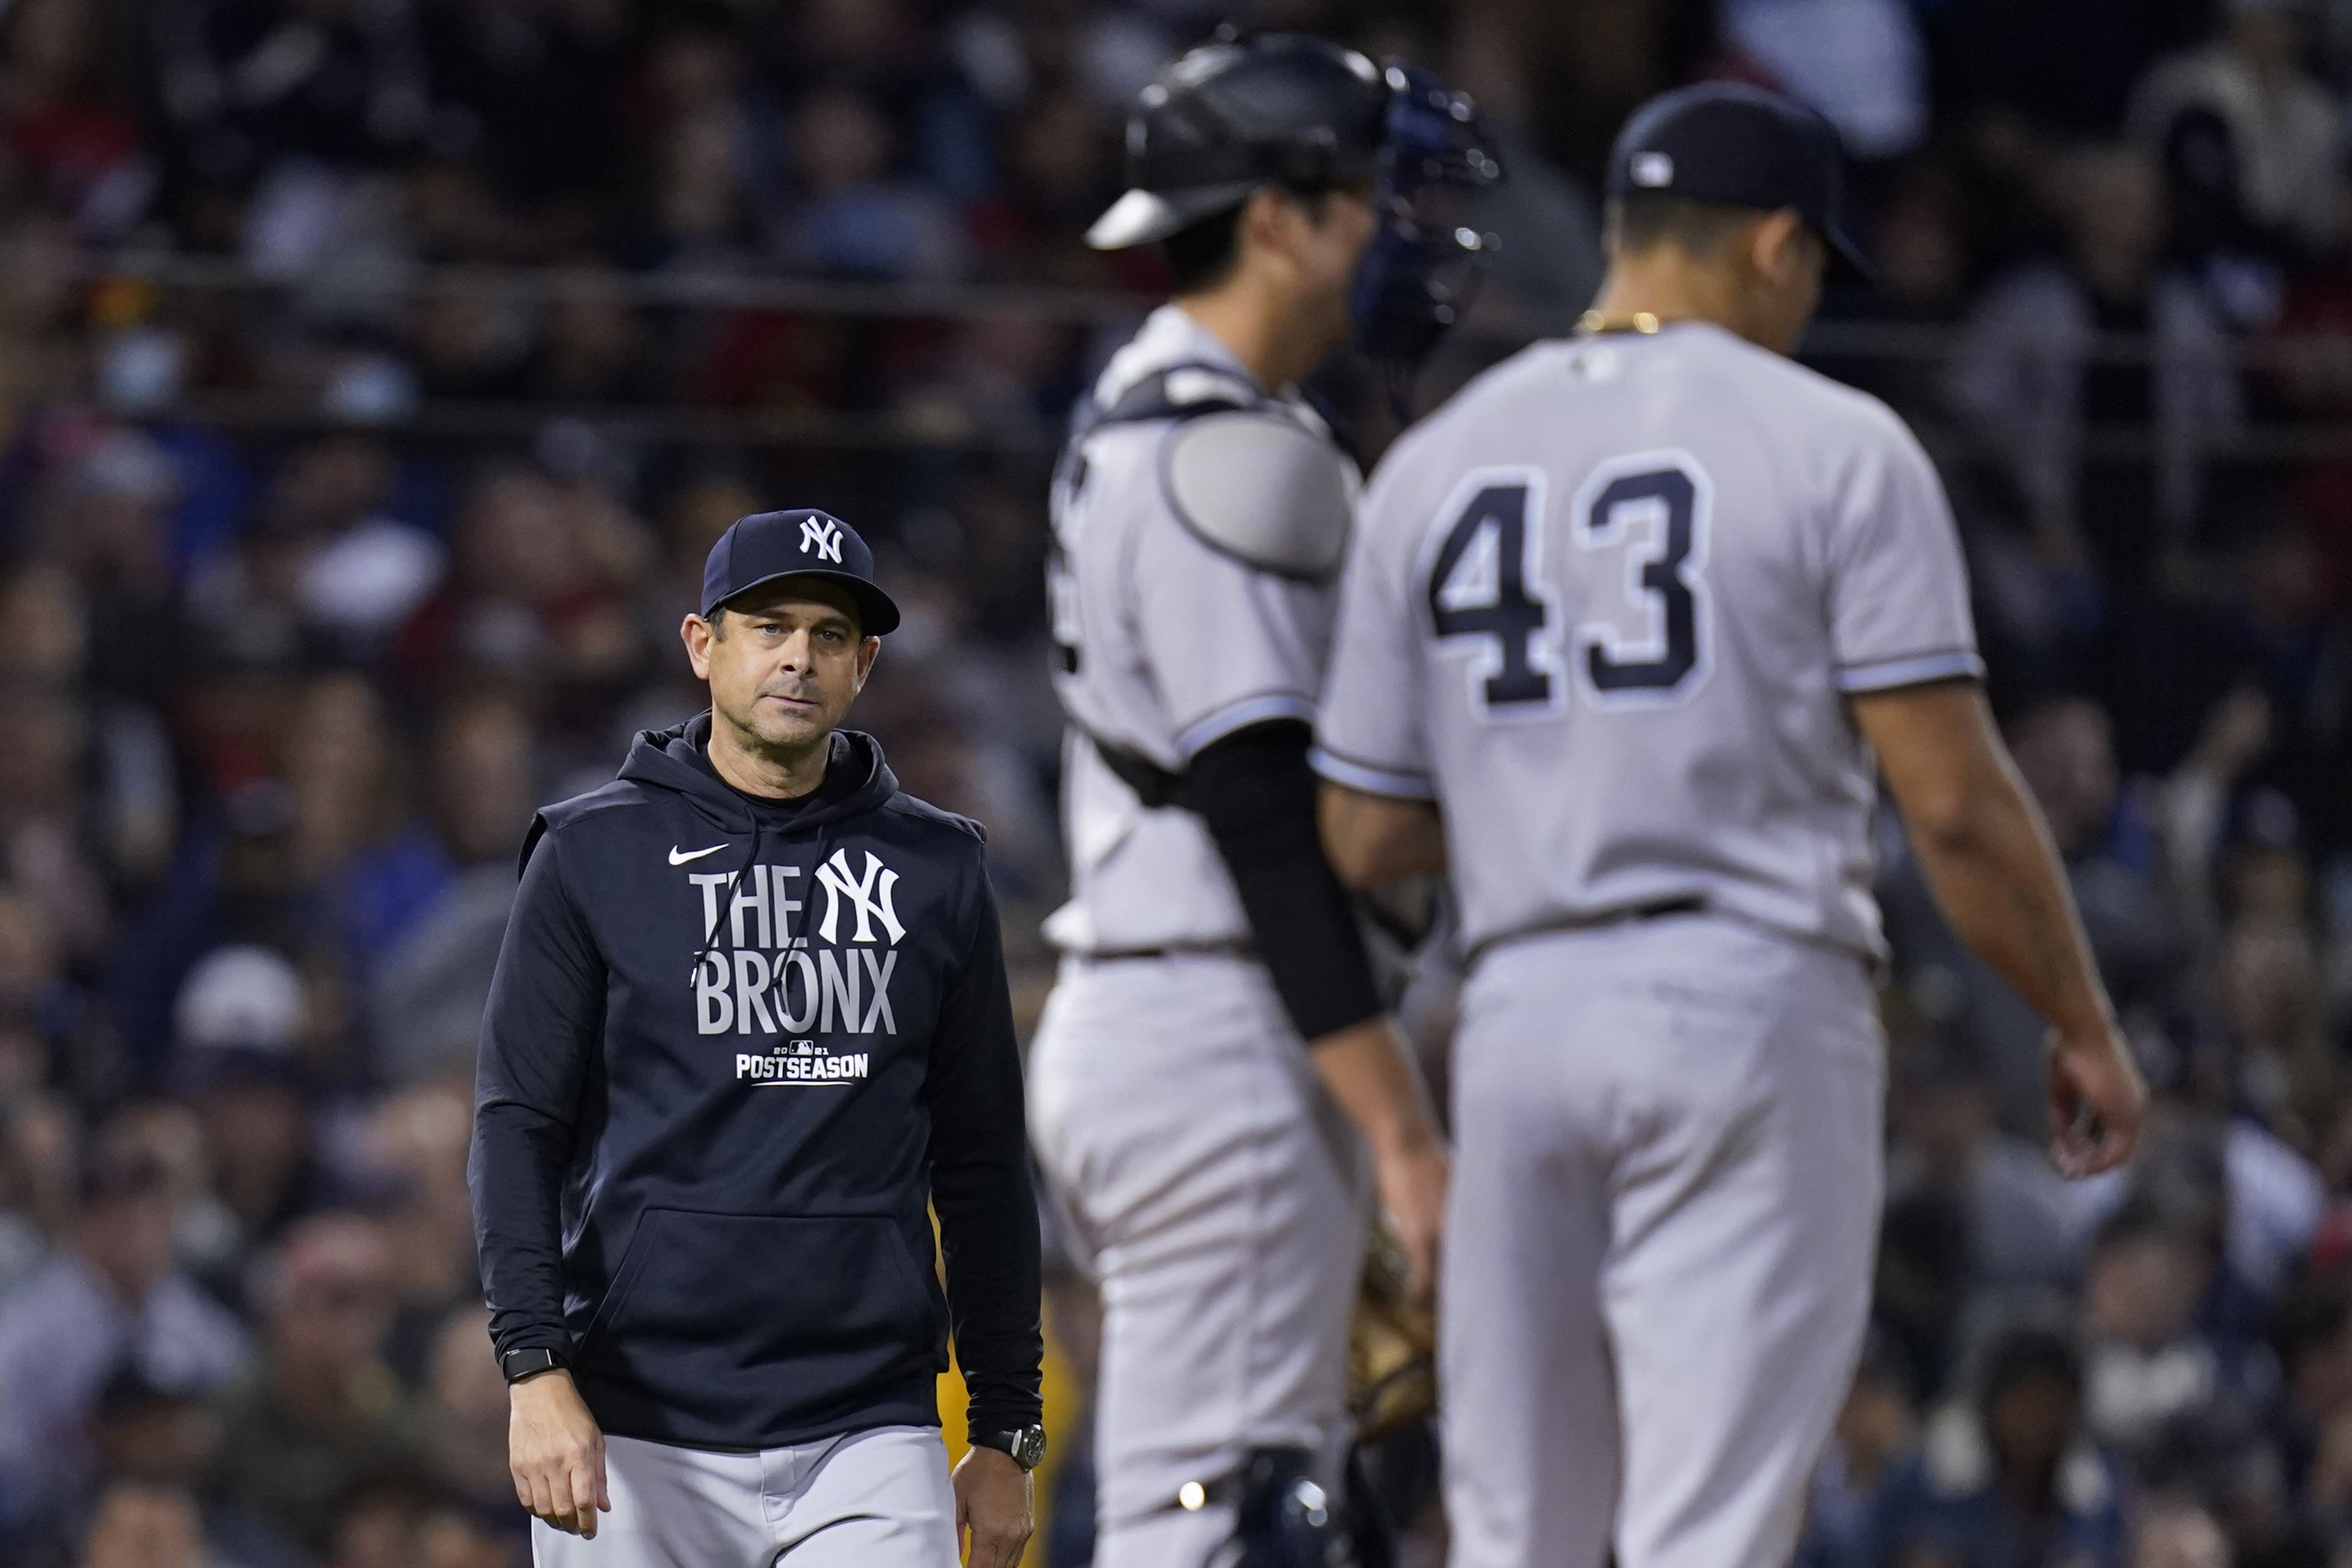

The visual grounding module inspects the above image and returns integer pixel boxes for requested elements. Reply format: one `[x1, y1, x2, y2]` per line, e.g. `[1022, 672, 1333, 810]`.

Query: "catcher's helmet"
[1085, 33, 1390, 251]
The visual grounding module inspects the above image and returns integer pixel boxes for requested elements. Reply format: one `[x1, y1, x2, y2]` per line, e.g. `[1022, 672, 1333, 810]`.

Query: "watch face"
[1012, 1426, 1048, 1469]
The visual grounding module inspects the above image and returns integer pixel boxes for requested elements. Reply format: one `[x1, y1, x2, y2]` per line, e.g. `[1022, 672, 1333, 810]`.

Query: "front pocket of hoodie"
[575, 1209, 941, 1436]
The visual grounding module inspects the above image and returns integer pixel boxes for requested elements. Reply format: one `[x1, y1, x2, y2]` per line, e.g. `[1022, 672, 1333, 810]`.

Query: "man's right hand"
[509, 1369, 610, 1538]
[1307, 1016, 1452, 1307]
[2047, 1024, 2147, 1179]
[1370, 1131, 1449, 1308]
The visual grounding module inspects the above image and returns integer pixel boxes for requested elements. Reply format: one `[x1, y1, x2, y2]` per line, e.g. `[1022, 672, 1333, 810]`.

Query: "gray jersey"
[1044, 305, 1359, 955]
[1314, 322, 1981, 963]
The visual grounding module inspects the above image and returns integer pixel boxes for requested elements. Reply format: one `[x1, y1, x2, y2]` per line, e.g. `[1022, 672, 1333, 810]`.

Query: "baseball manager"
[469, 508, 1044, 1568]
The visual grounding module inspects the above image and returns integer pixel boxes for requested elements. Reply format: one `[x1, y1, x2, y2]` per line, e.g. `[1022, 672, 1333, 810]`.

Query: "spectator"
[1884, 1043, 2110, 1296]
[413, 0, 625, 222]
[1948, 145, 2241, 588]
[354, 1080, 477, 1367]
[1795, 1334, 1920, 1568]
[2269, 1269, 2352, 1510]
[36, 428, 191, 704]
[314, 1469, 517, 1568]
[419, 1303, 528, 1542]
[172, 945, 325, 1254]
[366, 692, 536, 1083]
[395, 465, 647, 706]
[2128, 0, 2341, 263]
[74, 1478, 207, 1568]
[2080, 1200, 2269, 1460]
[2008, 697, 2180, 1007]
[2217, 915, 2337, 1151]
[525, 271, 661, 406]
[1881, 693, 2179, 1135]
[1719, 0, 1930, 160]
[90, 1367, 216, 1496]
[204, 435, 449, 653]
[2129, 1499, 2232, 1568]
[205, 1212, 422, 1558]
[768, 87, 965, 281]
[0, 1146, 245, 1548]
[148, 0, 431, 194]
[0, 682, 116, 961]
[1866, 1325, 2129, 1568]
[0, 0, 154, 240]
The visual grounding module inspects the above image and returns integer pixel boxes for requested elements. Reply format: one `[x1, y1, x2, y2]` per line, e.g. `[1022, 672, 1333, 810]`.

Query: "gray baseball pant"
[529, 1424, 958, 1568]
[1028, 951, 1368, 1568]
[1442, 916, 1884, 1568]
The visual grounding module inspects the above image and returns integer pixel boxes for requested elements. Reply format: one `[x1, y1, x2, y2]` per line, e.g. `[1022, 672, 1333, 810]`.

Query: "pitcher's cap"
[700, 509, 900, 636]
[1606, 83, 1874, 281]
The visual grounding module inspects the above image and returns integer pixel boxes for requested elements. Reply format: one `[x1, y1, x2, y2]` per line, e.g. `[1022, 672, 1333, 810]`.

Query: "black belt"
[1467, 896, 1705, 966]
[1092, 736, 1183, 810]
[1069, 941, 1253, 964]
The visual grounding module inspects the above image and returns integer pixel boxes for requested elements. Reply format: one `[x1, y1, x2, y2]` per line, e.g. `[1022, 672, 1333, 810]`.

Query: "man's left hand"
[951, 1445, 1033, 1568]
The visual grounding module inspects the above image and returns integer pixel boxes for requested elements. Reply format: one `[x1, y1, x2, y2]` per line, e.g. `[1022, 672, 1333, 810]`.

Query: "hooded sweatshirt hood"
[616, 713, 898, 839]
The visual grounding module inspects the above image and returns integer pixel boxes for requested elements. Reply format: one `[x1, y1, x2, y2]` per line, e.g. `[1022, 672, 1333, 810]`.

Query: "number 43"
[1423, 454, 1712, 720]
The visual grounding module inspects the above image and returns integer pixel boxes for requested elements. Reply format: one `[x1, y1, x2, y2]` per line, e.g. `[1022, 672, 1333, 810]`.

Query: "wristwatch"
[972, 1425, 1048, 1471]
[500, 1346, 570, 1385]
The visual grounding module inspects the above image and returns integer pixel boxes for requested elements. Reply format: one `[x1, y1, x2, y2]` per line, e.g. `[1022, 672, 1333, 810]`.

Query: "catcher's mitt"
[1347, 1224, 1436, 1442]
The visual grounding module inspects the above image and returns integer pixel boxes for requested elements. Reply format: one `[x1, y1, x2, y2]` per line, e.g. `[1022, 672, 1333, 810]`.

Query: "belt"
[1067, 940, 1254, 964]
[1465, 896, 1705, 967]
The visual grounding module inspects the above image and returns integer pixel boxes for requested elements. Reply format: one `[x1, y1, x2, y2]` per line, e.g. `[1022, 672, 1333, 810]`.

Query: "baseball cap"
[700, 509, 901, 636]
[1606, 83, 1875, 282]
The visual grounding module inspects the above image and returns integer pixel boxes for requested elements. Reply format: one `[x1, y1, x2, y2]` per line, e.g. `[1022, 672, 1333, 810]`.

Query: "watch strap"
[500, 1346, 570, 1384]
[973, 1425, 1048, 1471]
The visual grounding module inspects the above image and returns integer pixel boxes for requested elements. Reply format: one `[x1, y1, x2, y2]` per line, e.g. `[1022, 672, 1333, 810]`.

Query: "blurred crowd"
[10, 1, 2352, 1567]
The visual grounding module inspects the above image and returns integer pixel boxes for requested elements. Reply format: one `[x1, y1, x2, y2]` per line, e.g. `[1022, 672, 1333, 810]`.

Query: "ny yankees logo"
[799, 515, 846, 563]
[816, 849, 905, 944]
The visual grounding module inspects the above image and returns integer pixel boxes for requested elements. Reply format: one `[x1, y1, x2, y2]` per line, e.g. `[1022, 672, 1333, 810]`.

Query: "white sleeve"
[1827, 416, 1986, 694]
[1133, 512, 1329, 761]
[1312, 474, 1433, 800]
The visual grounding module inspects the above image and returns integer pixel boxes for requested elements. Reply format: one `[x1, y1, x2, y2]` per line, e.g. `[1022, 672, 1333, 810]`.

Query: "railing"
[17, 242, 2352, 461]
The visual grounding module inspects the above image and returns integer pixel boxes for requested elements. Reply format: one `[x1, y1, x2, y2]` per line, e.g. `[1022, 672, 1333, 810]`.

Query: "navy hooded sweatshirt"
[468, 715, 1042, 1451]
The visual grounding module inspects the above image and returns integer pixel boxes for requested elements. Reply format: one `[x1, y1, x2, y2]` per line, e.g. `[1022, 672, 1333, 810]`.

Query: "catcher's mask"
[1348, 63, 1504, 416]
[1087, 36, 1502, 413]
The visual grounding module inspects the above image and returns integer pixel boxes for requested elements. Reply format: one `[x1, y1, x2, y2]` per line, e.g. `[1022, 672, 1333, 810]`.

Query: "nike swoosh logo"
[669, 843, 728, 866]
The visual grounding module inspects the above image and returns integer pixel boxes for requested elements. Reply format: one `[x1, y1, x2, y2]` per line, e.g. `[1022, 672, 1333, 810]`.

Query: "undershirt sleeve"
[1181, 720, 1384, 1042]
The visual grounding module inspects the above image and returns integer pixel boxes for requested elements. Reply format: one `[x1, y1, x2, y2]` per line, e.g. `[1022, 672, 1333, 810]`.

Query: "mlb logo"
[1631, 151, 1675, 188]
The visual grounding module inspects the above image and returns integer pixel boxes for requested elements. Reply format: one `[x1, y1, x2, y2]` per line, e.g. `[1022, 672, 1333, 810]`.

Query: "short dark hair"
[1980, 1325, 2083, 1410]
[1158, 185, 1340, 297]
[1606, 190, 1769, 260]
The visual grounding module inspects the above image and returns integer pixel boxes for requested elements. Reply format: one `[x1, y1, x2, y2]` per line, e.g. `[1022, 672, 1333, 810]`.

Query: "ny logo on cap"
[799, 515, 845, 563]
[1631, 151, 1674, 188]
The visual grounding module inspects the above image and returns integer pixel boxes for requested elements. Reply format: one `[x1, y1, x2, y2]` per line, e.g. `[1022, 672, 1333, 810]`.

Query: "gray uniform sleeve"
[1826, 418, 1987, 695]
[1133, 496, 1329, 761]
[1313, 465, 1434, 798]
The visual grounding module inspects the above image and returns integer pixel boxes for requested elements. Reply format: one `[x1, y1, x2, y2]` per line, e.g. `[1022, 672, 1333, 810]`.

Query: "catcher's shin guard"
[1181, 1448, 1351, 1568]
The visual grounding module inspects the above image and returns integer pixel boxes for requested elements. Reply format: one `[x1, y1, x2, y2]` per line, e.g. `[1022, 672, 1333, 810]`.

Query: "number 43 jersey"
[1313, 320, 1982, 965]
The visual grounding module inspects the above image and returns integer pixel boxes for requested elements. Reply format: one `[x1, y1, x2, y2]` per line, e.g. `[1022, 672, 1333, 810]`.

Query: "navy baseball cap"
[1606, 83, 1874, 283]
[700, 509, 900, 636]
